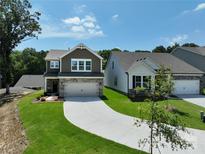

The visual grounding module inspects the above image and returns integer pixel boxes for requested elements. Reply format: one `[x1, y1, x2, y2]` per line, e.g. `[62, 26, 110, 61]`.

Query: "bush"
[135, 86, 146, 93]
[203, 88, 205, 95]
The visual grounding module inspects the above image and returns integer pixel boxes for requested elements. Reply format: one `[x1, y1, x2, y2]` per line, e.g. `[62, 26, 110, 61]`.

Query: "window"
[133, 75, 151, 89]
[86, 61, 91, 70]
[112, 61, 114, 69]
[50, 61, 59, 69]
[71, 59, 92, 72]
[143, 76, 151, 89]
[114, 76, 118, 86]
[79, 61, 84, 70]
[135, 76, 141, 88]
[71, 61, 77, 71]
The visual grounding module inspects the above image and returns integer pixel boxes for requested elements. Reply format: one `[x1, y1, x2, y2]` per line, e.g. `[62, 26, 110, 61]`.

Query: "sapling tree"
[135, 66, 193, 154]
[154, 65, 174, 100]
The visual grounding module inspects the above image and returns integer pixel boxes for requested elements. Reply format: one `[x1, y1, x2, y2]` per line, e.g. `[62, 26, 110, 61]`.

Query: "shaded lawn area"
[18, 91, 146, 154]
[103, 87, 205, 130]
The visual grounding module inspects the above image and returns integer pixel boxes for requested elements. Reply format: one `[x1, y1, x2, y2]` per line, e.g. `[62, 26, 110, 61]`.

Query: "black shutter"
[133, 76, 136, 89]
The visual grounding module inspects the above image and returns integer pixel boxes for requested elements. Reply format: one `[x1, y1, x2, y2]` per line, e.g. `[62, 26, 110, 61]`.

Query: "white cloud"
[70, 25, 85, 32]
[62, 17, 81, 25]
[81, 15, 96, 23]
[41, 15, 104, 39]
[194, 3, 205, 11]
[180, 3, 205, 15]
[40, 5, 104, 39]
[161, 34, 188, 45]
[83, 22, 95, 28]
[112, 14, 119, 21]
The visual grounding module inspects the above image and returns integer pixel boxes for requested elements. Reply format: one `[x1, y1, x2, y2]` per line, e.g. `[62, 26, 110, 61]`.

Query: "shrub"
[203, 88, 205, 95]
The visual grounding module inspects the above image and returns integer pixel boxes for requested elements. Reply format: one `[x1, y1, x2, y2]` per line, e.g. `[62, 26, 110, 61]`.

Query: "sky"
[16, 0, 205, 51]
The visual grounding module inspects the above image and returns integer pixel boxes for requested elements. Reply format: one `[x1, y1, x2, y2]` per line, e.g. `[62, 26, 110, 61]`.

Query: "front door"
[53, 82, 58, 93]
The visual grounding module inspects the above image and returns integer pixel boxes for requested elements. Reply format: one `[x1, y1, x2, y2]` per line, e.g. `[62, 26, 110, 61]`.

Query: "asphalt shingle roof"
[112, 52, 204, 74]
[45, 50, 67, 60]
[179, 47, 205, 56]
[15, 75, 44, 88]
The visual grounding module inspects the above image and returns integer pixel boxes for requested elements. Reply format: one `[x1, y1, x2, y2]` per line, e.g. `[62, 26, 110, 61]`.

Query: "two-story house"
[44, 44, 104, 97]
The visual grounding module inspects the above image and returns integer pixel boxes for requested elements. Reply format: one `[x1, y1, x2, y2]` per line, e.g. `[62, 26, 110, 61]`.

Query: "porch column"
[44, 78, 47, 92]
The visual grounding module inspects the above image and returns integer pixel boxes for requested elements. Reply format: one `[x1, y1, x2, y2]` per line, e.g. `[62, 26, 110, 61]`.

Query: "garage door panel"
[64, 82, 99, 97]
[173, 80, 199, 95]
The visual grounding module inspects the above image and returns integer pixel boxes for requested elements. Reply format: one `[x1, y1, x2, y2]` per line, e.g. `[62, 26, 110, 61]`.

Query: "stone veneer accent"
[59, 78, 103, 97]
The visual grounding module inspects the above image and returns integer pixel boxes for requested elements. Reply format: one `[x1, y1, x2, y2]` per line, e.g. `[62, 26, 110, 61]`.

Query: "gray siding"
[172, 48, 205, 72]
[61, 49, 101, 73]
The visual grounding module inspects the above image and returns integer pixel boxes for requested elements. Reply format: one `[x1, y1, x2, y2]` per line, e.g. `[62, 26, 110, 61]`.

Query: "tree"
[182, 43, 199, 47]
[10, 48, 47, 86]
[135, 66, 192, 154]
[0, 0, 41, 94]
[135, 50, 150, 53]
[166, 43, 180, 53]
[152, 45, 167, 53]
[135, 100, 193, 154]
[154, 65, 174, 99]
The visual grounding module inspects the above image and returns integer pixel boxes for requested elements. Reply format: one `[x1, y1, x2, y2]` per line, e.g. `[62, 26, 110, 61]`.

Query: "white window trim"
[50, 61, 59, 69]
[71, 58, 92, 72]
[134, 75, 151, 89]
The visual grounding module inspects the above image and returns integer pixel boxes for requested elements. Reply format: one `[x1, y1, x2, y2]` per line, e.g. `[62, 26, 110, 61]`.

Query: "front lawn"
[103, 87, 205, 130]
[18, 91, 146, 154]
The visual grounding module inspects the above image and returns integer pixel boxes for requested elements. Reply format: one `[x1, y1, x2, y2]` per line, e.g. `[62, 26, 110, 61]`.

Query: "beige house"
[44, 44, 104, 97]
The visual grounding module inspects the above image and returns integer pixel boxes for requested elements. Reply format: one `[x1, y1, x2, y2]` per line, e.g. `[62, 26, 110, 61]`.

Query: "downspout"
[125, 72, 129, 94]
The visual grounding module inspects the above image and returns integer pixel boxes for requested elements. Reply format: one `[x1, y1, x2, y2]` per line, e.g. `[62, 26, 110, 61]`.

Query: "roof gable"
[112, 51, 203, 74]
[173, 47, 205, 56]
[60, 43, 103, 60]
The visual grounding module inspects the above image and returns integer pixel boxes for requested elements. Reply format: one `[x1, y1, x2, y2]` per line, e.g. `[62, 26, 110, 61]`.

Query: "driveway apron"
[177, 95, 205, 108]
[64, 97, 205, 154]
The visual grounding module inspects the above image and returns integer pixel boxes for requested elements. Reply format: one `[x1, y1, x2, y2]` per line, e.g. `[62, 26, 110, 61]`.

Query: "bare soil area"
[0, 87, 34, 154]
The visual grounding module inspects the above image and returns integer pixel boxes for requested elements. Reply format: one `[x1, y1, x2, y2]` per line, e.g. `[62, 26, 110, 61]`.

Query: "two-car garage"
[64, 82, 99, 97]
[173, 80, 200, 95]
[60, 78, 103, 97]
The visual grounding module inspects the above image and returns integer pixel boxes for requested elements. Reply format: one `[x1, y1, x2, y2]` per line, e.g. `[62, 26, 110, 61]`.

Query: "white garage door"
[173, 80, 199, 95]
[64, 82, 99, 97]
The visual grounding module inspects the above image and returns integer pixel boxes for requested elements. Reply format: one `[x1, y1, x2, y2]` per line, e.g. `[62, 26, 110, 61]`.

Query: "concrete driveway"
[64, 97, 205, 154]
[177, 95, 205, 108]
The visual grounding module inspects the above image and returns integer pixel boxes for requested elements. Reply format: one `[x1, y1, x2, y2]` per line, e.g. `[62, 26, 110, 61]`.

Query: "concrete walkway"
[177, 95, 205, 108]
[64, 97, 205, 154]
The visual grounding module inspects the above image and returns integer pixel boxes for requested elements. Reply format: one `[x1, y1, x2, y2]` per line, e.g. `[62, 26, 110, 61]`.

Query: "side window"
[50, 61, 59, 69]
[112, 61, 114, 69]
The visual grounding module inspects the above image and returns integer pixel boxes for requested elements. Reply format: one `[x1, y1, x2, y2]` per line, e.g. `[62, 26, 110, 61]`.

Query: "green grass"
[103, 87, 205, 130]
[18, 91, 146, 154]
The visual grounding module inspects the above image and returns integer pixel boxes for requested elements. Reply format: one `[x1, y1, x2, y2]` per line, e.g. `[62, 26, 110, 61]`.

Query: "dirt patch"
[0, 88, 34, 154]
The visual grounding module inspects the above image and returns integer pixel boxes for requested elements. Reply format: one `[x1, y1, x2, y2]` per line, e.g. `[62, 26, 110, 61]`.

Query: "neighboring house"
[104, 52, 204, 95]
[171, 47, 205, 88]
[44, 43, 103, 97]
[15, 75, 44, 89]
[0, 74, 2, 89]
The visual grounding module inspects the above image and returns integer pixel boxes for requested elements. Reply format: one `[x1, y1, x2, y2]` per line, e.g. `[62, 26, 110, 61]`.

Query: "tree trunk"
[5, 84, 10, 94]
